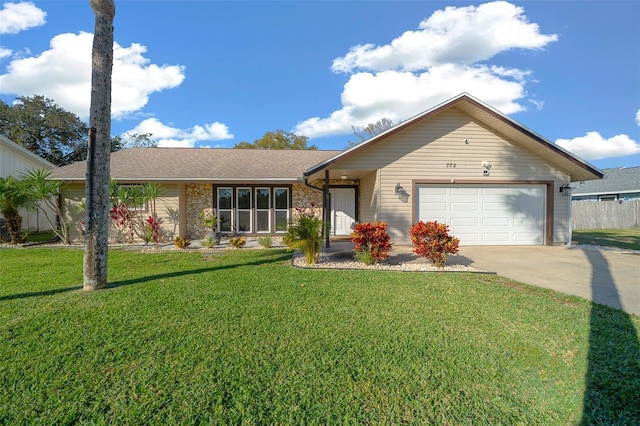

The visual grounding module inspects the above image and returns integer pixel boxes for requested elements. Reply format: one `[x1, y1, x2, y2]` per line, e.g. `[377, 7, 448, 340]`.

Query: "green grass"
[1, 248, 638, 424]
[573, 228, 640, 250]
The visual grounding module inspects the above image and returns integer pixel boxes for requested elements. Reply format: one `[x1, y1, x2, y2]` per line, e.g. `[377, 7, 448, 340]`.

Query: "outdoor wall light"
[559, 184, 572, 196]
[340, 174, 348, 180]
[395, 183, 404, 194]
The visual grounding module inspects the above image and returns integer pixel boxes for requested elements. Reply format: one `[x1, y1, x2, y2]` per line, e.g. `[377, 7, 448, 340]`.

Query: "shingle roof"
[50, 148, 341, 182]
[572, 167, 640, 195]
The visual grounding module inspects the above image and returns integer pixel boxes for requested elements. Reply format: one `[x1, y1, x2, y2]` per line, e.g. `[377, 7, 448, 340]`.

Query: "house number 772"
[446, 163, 456, 168]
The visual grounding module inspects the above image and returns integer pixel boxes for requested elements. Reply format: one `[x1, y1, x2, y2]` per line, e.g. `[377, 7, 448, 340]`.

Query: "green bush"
[256, 234, 273, 248]
[283, 203, 323, 264]
[201, 234, 219, 248]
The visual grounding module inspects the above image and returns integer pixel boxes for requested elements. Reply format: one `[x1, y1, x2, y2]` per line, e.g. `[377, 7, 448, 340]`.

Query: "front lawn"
[573, 228, 640, 251]
[1, 248, 638, 424]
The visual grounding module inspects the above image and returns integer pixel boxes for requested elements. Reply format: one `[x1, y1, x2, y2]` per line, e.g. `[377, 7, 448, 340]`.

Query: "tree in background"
[0, 96, 155, 166]
[234, 129, 317, 150]
[84, 0, 115, 291]
[110, 132, 157, 150]
[0, 95, 89, 166]
[346, 118, 395, 149]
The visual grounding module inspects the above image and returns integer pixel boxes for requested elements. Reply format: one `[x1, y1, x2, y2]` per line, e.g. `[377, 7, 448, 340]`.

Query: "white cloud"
[295, 64, 526, 138]
[0, 31, 185, 119]
[297, 1, 557, 139]
[331, 1, 557, 73]
[127, 118, 233, 148]
[0, 2, 46, 34]
[556, 131, 640, 161]
[0, 47, 12, 59]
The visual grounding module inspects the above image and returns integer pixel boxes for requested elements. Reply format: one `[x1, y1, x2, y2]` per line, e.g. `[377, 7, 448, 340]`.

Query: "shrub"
[145, 216, 162, 247]
[173, 236, 191, 249]
[229, 236, 246, 248]
[351, 222, 392, 265]
[201, 234, 219, 248]
[283, 203, 323, 265]
[199, 209, 219, 236]
[410, 221, 459, 267]
[256, 234, 273, 248]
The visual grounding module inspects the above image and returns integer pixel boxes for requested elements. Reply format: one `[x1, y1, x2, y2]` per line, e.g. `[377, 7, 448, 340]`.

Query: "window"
[236, 188, 252, 233]
[255, 188, 270, 233]
[598, 195, 618, 201]
[214, 186, 290, 234]
[217, 188, 232, 232]
[274, 188, 289, 233]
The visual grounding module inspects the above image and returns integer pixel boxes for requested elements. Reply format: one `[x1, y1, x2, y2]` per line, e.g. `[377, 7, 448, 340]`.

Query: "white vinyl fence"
[572, 200, 640, 230]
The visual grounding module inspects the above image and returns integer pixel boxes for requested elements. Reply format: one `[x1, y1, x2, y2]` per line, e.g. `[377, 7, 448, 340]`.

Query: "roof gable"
[304, 93, 603, 182]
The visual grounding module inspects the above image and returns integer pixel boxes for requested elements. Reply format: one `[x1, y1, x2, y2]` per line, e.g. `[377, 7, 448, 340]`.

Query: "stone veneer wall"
[186, 183, 213, 239]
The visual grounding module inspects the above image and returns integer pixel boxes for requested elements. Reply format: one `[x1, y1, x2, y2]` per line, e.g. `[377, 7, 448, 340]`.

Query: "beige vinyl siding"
[331, 108, 570, 242]
[1, 142, 55, 232]
[61, 184, 86, 242]
[358, 171, 378, 223]
[61, 183, 181, 243]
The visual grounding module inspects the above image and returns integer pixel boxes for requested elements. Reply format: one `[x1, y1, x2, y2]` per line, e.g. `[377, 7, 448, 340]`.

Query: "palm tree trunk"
[84, 0, 115, 290]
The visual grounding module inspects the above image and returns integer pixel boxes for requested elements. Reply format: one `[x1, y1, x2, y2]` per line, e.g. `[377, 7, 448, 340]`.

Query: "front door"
[330, 188, 356, 236]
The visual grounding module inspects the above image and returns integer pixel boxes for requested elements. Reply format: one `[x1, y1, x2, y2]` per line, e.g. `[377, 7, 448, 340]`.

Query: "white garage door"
[417, 184, 545, 245]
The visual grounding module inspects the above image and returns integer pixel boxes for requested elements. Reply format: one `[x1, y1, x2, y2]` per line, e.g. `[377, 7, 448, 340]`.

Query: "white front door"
[330, 188, 356, 236]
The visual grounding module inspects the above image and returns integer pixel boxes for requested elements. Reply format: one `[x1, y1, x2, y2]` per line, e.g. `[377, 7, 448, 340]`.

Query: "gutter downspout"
[567, 185, 573, 246]
[303, 175, 330, 248]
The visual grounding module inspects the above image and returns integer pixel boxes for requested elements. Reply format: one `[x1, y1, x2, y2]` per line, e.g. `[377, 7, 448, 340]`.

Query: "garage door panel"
[450, 217, 479, 226]
[451, 202, 478, 211]
[421, 202, 447, 212]
[417, 184, 545, 246]
[451, 188, 479, 196]
[483, 217, 509, 226]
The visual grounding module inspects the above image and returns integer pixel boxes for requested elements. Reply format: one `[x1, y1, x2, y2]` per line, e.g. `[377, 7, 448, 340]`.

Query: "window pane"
[256, 211, 270, 232]
[238, 211, 251, 232]
[218, 189, 231, 209]
[219, 210, 232, 232]
[275, 211, 288, 232]
[256, 188, 270, 209]
[275, 188, 288, 209]
[238, 188, 251, 209]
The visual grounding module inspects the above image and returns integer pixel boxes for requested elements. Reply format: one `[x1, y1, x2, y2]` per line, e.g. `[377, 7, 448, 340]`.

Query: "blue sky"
[0, 1, 638, 171]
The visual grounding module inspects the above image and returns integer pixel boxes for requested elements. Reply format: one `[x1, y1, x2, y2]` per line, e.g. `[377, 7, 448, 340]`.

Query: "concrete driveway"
[455, 245, 640, 316]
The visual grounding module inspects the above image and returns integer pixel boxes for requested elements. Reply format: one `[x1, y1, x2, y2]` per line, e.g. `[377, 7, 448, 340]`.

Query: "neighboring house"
[572, 167, 640, 201]
[0, 134, 56, 232]
[50, 93, 603, 246]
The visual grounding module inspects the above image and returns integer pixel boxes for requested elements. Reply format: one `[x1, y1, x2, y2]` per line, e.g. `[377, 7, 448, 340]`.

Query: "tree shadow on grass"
[581, 249, 640, 424]
[0, 251, 292, 302]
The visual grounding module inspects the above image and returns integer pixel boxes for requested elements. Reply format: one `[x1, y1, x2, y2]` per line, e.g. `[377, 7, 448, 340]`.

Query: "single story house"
[51, 93, 603, 246]
[572, 167, 640, 201]
[0, 134, 56, 233]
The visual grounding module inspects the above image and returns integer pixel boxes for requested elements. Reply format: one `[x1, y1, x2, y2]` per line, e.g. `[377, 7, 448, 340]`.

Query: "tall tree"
[0, 96, 89, 166]
[346, 118, 395, 149]
[84, 0, 115, 291]
[0, 95, 150, 165]
[234, 130, 317, 150]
